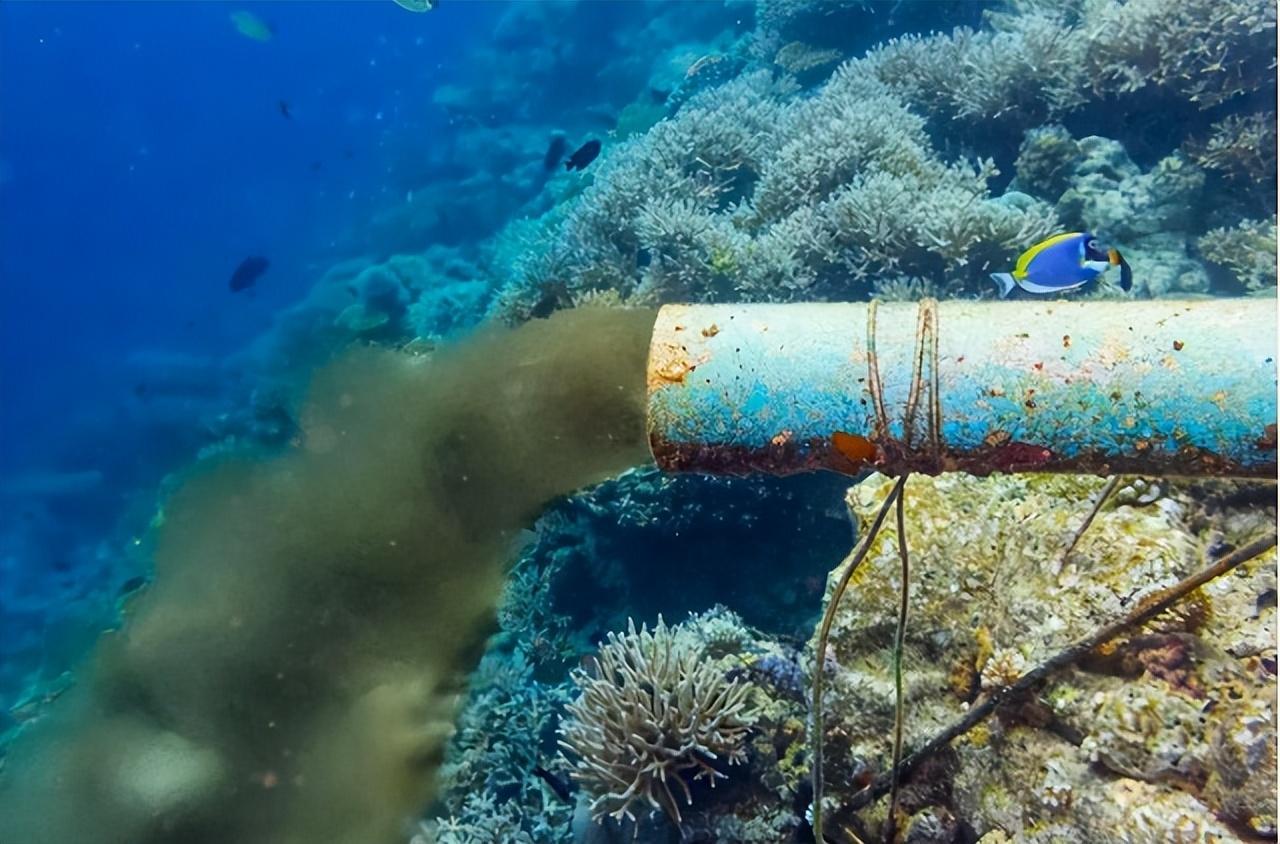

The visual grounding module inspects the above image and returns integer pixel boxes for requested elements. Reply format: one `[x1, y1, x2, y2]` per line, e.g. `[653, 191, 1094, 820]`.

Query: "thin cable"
[847, 531, 1278, 811]
[1058, 475, 1122, 568]
[866, 300, 890, 441]
[886, 479, 911, 838]
[810, 475, 906, 844]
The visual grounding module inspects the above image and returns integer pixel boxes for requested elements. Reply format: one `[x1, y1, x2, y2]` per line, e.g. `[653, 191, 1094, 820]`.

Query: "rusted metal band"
[867, 298, 943, 468]
[645, 299, 1278, 479]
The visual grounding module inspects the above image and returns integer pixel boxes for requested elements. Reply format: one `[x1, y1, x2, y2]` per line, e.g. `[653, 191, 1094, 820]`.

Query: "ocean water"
[0, 2, 1275, 843]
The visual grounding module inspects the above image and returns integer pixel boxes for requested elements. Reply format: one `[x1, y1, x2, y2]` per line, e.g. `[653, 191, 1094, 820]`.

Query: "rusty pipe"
[645, 300, 1278, 479]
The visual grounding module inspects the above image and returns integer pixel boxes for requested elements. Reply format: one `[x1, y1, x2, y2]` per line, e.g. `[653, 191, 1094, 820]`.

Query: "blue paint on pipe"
[646, 300, 1277, 478]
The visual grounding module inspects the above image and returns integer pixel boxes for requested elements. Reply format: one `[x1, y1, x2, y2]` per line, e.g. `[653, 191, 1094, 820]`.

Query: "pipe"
[646, 299, 1277, 479]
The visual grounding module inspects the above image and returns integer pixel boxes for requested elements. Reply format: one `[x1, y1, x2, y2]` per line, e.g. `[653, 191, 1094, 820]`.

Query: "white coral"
[558, 616, 758, 823]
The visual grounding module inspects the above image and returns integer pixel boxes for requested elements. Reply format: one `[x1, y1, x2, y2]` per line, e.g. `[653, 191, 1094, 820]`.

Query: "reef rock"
[812, 472, 1276, 840]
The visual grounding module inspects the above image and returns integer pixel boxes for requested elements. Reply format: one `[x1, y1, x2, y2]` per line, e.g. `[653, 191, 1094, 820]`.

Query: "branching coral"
[859, 0, 1276, 122]
[1189, 112, 1279, 199]
[860, 9, 1089, 123]
[558, 616, 758, 824]
[1197, 216, 1278, 291]
[1077, 0, 1277, 108]
[489, 59, 1058, 315]
[432, 652, 574, 842]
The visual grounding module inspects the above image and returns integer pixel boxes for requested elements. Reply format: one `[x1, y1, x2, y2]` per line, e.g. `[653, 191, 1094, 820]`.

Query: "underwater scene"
[0, 1, 1277, 842]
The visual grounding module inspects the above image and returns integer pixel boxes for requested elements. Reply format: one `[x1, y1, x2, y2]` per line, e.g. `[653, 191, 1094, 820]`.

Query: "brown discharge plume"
[0, 307, 657, 844]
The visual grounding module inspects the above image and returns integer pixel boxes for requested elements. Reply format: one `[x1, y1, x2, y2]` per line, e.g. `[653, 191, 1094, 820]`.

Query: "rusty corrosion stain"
[647, 337, 700, 390]
[986, 442, 1053, 472]
[984, 429, 1011, 448]
[701, 323, 720, 338]
[1063, 335, 1071, 348]
[658, 361, 691, 383]
[1173, 339, 1185, 351]
[649, 432, 1274, 480]
[832, 431, 878, 467]
[1260, 424, 1278, 451]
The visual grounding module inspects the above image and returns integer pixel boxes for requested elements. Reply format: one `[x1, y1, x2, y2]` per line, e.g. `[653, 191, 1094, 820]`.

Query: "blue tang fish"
[991, 232, 1132, 297]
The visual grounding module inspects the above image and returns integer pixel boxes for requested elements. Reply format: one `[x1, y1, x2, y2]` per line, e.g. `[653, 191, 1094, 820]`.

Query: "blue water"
[0, 1, 1274, 840]
[0, 0, 511, 715]
[0, 0, 748, 711]
[1, 2, 493, 474]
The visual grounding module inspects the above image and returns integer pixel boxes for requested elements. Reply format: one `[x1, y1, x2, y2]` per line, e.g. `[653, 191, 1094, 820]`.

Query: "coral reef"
[811, 472, 1276, 840]
[493, 465, 852, 666]
[1198, 216, 1278, 292]
[558, 616, 758, 824]
[426, 652, 574, 843]
[861, 0, 1276, 121]
[1016, 128, 1216, 296]
[1190, 112, 1279, 195]
[488, 60, 1060, 319]
[11, 1, 1277, 842]
[486, 0, 1274, 317]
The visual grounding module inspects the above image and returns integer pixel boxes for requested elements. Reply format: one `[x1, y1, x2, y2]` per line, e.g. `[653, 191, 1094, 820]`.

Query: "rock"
[1012, 124, 1082, 201]
[813, 473, 1276, 840]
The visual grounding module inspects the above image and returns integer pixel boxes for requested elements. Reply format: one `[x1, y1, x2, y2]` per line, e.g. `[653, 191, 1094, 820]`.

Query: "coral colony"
[1, 1, 1274, 843]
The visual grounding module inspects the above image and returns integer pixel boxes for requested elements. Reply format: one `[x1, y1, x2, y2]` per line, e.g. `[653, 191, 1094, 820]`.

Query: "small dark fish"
[564, 139, 601, 171]
[342, 146, 354, 160]
[278, 100, 292, 120]
[309, 160, 323, 173]
[532, 766, 574, 803]
[229, 256, 270, 292]
[117, 575, 149, 597]
[543, 134, 568, 171]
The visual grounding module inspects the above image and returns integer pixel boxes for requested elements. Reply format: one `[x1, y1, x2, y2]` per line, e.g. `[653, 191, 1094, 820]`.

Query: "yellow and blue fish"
[991, 232, 1132, 297]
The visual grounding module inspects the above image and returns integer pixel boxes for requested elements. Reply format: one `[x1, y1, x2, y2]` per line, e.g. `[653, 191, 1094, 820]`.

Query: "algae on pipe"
[646, 300, 1277, 479]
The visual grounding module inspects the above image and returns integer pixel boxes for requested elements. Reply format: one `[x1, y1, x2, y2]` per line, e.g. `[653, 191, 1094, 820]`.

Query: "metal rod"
[646, 300, 1277, 479]
[845, 530, 1279, 811]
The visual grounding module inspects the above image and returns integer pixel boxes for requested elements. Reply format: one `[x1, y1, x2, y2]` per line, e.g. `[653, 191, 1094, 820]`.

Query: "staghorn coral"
[1198, 216, 1278, 291]
[558, 616, 758, 824]
[498, 554, 578, 671]
[490, 60, 1058, 315]
[773, 40, 842, 82]
[1076, 0, 1277, 109]
[860, 8, 1089, 123]
[430, 651, 574, 843]
[859, 0, 1276, 122]
[1190, 112, 1279, 190]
